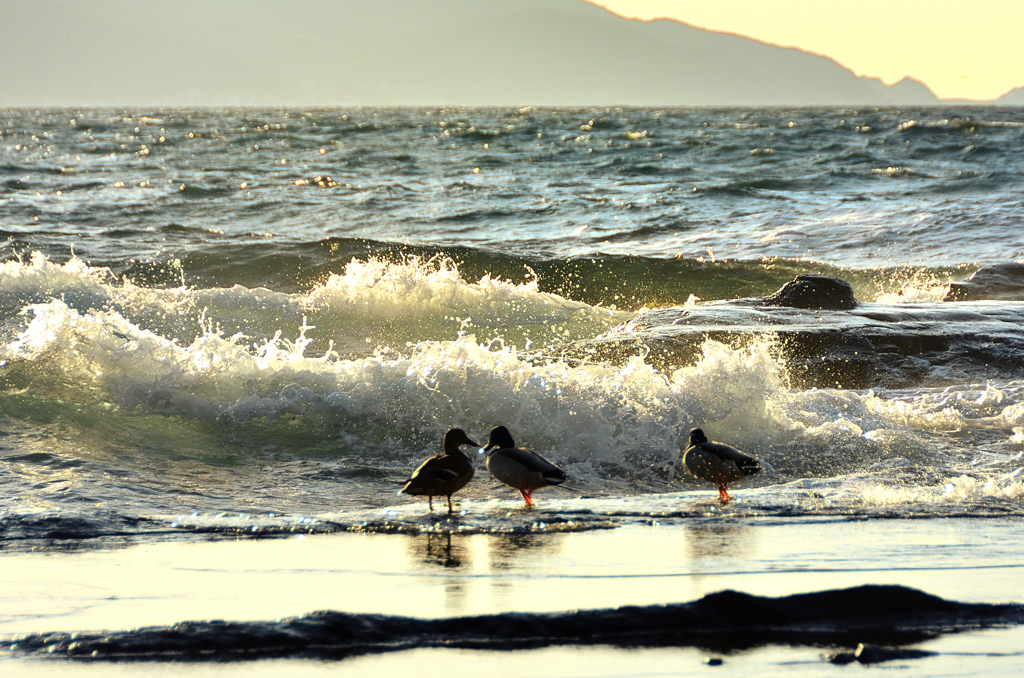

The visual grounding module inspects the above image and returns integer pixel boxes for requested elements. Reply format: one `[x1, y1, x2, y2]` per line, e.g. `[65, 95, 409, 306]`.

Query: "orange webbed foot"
[716, 475, 732, 503]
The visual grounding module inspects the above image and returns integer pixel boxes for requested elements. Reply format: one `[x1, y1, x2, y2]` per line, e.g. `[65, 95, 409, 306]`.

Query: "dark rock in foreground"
[9, 585, 1022, 661]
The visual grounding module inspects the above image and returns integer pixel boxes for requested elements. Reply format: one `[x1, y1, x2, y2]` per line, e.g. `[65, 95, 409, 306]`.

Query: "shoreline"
[10, 584, 1024, 660]
[2, 517, 1024, 673]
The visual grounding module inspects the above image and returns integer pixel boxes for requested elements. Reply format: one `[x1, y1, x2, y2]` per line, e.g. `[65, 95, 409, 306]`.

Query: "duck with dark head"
[400, 428, 479, 513]
[483, 425, 567, 508]
[682, 428, 760, 502]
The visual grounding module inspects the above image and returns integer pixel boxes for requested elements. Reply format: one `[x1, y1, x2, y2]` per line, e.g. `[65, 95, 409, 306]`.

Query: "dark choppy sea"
[3, 107, 1024, 666]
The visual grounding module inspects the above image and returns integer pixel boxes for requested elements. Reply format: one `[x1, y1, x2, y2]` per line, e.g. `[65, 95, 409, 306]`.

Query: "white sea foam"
[7, 293, 1024, 487]
[0, 252, 625, 355]
[2, 299, 789, 477]
[303, 255, 626, 351]
[856, 472, 1024, 505]
[6, 254, 1024, 492]
[0, 251, 117, 313]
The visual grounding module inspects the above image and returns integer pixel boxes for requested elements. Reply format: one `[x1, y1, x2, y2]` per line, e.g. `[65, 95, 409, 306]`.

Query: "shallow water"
[4, 519, 1024, 636]
[6, 637, 1024, 678]
[3, 520, 1024, 674]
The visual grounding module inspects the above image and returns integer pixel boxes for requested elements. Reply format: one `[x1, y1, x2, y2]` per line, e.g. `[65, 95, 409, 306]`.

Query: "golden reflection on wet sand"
[403, 530, 567, 613]
[2, 519, 1024, 639]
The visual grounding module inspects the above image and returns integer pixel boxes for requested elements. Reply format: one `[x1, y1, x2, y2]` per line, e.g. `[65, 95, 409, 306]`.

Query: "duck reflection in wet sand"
[413, 532, 466, 569]
[682, 428, 760, 502]
[482, 425, 567, 508]
[685, 521, 753, 560]
[400, 428, 479, 513]
[489, 532, 564, 568]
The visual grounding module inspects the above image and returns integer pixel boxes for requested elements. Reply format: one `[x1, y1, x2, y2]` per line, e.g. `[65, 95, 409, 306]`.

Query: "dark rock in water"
[828, 642, 936, 665]
[945, 262, 1024, 301]
[760, 274, 858, 310]
[13, 584, 1024, 661]
[827, 650, 858, 664]
[853, 642, 936, 664]
[557, 299, 1024, 389]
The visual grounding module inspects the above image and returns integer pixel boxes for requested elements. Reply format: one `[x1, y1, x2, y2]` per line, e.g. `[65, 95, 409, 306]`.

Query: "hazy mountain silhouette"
[996, 87, 1024, 105]
[2, 0, 945, 106]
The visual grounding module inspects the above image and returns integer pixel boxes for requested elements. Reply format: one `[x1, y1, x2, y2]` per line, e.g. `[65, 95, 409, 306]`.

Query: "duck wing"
[414, 465, 461, 483]
[685, 442, 759, 476]
[404, 455, 442, 481]
[705, 442, 759, 470]
[493, 447, 567, 484]
[402, 455, 470, 493]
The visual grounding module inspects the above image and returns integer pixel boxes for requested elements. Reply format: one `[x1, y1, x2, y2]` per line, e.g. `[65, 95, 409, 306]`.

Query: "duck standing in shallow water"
[483, 425, 567, 507]
[400, 428, 478, 513]
[682, 428, 760, 502]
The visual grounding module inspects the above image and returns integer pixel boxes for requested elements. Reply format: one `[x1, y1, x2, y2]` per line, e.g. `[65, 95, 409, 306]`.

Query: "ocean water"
[3, 107, 1024, 666]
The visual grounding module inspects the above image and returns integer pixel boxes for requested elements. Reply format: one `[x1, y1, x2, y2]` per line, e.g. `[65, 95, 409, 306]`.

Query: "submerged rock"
[760, 274, 857, 310]
[828, 642, 936, 665]
[945, 262, 1024, 301]
[555, 276, 1024, 389]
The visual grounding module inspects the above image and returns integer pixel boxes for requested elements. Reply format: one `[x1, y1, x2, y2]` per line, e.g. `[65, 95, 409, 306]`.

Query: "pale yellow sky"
[590, 0, 1024, 101]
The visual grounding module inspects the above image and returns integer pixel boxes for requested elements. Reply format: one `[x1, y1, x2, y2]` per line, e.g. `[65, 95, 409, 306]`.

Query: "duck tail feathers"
[543, 470, 568, 486]
[738, 460, 761, 475]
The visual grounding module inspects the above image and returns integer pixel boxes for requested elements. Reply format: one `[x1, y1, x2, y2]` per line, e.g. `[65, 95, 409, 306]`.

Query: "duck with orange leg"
[682, 427, 760, 502]
[400, 428, 479, 514]
[482, 425, 567, 508]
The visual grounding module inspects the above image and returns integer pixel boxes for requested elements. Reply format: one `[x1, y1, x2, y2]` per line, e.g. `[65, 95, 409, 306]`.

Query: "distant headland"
[2, 0, 1019, 107]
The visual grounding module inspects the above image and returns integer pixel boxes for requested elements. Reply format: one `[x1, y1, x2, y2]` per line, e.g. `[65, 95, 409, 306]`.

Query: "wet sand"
[2, 516, 1024, 674]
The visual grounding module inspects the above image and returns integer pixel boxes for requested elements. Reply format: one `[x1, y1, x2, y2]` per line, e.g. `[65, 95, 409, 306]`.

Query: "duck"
[400, 428, 479, 513]
[682, 427, 760, 502]
[483, 425, 567, 507]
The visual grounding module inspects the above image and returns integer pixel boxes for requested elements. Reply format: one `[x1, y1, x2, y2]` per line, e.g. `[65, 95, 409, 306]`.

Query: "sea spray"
[3, 299, 789, 476]
[303, 254, 627, 353]
[6, 295, 1024, 485]
[1, 252, 626, 355]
